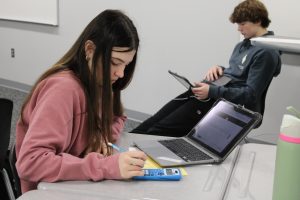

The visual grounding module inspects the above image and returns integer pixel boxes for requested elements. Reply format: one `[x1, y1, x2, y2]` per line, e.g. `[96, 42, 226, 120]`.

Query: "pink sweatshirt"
[16, 71, 126, 193]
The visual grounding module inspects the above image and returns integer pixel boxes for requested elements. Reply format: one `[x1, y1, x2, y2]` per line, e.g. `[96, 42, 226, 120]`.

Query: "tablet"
[168, 70, 232, 88]
[168, 70, 194, 89]
[203, 76, 232, 86]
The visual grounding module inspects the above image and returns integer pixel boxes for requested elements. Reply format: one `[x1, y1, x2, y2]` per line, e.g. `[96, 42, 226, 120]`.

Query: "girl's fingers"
[130, 157, 146, 168]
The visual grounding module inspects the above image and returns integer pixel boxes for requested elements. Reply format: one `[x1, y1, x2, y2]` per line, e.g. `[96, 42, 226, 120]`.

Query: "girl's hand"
[118, 150, 147, 178]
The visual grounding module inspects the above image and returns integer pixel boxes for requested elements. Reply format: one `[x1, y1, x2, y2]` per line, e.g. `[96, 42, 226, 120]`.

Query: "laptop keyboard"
[158, 139, 212, 162]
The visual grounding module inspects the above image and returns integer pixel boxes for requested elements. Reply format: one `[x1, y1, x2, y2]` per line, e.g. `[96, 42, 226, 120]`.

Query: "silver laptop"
[134, 98, 261, 167]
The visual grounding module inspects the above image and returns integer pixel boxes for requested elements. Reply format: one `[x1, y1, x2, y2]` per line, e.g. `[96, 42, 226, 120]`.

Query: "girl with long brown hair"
[16, 9, 146, 193]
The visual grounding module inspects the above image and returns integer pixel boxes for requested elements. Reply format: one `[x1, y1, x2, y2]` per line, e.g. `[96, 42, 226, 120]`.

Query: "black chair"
[8, 145, 21, 198]
[243, 81, 275, 145]
[252, 81, 272, 129]
[0, 98, 15, 200]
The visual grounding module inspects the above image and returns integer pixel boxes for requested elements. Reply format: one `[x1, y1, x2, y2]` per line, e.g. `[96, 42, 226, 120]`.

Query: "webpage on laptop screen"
[191, 101, 252, 153]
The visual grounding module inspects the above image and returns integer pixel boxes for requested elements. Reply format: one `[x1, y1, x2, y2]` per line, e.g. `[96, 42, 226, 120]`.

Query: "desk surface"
[38, 133, 239, 200]
[223, 143, 276, 200]
[17, 190, 102, 200]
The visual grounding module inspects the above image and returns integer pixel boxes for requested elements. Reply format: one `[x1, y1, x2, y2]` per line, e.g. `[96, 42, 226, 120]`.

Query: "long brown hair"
[21, 9, 139, 153]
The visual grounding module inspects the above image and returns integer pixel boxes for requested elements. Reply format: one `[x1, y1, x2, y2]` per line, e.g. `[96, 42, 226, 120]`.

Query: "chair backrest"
[8, 145, 21, 198]
[253, 81, 272, 128]
[0, 98, 13, 170]
[0, 98, 14, 200]
[0, 98, 21, 197]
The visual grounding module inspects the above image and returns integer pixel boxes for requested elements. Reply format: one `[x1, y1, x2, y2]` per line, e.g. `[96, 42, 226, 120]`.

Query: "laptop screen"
[187, 99, 260, 157]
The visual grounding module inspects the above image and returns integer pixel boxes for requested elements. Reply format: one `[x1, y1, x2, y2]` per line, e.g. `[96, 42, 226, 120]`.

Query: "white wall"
[0, 0, 300, 141]
[0, 0, 238, 112]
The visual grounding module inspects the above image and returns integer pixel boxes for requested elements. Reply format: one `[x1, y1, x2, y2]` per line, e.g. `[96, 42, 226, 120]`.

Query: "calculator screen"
[166, 168, 173, 175]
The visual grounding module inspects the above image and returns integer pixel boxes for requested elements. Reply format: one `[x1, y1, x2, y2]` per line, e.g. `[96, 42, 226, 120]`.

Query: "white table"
[17, 189, 107, 200]
[38, 133, 240, 200]
[223, 143, 276, 200]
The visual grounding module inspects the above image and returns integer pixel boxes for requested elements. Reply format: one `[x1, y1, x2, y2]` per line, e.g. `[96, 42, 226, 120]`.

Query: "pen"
[107, 142, 124, 152]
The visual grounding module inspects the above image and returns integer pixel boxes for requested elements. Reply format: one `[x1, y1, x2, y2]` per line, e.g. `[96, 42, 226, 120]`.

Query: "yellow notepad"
[129, 147, 188, 175]
[144, 156, 188, 176]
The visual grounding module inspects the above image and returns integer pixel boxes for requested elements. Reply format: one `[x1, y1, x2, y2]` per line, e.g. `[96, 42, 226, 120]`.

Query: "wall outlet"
[11, 48, 15, 58]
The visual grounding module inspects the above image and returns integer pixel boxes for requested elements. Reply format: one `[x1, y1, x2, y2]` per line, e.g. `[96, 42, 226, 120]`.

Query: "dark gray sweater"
[208, 31, 281, 112]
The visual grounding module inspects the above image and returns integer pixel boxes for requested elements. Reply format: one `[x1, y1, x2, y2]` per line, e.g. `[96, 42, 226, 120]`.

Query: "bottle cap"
[280, 114, 300, 143]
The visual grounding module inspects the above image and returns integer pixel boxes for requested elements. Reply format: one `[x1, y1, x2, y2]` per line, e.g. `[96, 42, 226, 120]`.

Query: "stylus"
[108, 142, 124, 152]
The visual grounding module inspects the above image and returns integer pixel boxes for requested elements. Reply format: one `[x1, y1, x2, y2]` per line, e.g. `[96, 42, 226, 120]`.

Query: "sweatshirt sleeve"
[209, 49, 280, 106]
[111, 115, 127, 143]
[16, 78, 122, 184]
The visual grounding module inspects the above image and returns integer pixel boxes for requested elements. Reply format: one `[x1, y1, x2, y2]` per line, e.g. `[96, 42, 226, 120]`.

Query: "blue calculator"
[133, 168, 182, 181]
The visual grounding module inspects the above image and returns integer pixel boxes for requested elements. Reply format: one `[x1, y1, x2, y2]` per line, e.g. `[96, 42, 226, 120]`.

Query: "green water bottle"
[272, 112, 300, 200]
